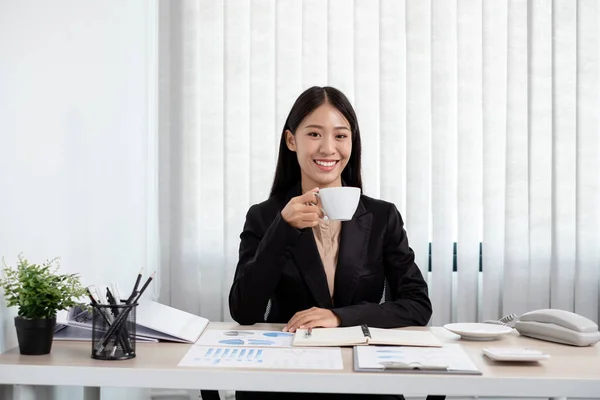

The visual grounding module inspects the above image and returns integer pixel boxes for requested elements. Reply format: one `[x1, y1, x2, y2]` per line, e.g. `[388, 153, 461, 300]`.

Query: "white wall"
[0, 1, 156, 399]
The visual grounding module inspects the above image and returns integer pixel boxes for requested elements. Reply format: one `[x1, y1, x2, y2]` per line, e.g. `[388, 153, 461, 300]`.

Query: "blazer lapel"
[293, 231, 334, 309]
[333, 199, 372, 307]
[283, 183, 333, 309]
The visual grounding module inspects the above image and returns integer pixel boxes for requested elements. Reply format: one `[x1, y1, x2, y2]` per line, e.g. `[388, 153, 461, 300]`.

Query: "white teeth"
[315, 160, 336, 167]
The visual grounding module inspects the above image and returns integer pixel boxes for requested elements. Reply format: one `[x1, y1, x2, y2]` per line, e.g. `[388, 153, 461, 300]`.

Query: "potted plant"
[0, 254, 88, 355]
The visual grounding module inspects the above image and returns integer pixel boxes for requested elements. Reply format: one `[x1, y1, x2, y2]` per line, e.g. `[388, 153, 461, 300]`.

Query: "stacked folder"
[55, 299, 209, 343]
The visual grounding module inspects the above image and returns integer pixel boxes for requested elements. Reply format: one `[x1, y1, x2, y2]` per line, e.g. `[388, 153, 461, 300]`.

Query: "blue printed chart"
[178, 346, 343, 370]
[194, 329, 294, 348]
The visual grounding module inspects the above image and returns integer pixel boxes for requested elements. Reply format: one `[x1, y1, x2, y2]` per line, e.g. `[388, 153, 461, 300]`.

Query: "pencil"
[95, 272, 156, 354]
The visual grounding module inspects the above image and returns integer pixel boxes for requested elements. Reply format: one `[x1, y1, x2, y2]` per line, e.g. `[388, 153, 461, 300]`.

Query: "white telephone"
[515, 309, 600, 347]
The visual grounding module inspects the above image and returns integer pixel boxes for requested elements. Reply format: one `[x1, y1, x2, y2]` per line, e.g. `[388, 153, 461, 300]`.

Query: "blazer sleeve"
[229, 204, 303, 325]
[331, 204, 433, 328]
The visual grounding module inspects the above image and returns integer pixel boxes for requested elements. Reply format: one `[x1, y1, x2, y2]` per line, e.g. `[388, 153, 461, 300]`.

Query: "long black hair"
[269, 86, 363, 198]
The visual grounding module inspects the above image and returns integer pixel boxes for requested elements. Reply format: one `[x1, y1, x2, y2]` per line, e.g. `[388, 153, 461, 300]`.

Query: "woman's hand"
[281, 187, 324, 229]
[282, 307, 341, 332]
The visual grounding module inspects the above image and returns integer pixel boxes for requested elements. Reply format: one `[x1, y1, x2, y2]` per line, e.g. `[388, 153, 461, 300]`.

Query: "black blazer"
[229, 184, 432, 329]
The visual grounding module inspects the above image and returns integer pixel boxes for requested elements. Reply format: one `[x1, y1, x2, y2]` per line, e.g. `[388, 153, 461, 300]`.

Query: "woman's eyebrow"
[303, 124, 350, 131]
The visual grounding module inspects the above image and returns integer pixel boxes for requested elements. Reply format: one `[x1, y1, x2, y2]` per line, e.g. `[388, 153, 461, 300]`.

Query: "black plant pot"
[14, 316, 56, 355]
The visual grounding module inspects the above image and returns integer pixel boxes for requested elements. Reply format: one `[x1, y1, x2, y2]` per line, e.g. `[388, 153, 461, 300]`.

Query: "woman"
[228, 86, 433, 400]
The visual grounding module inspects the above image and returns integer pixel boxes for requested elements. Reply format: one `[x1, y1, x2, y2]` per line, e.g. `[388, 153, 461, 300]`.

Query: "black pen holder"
[90, 303, 137, 360]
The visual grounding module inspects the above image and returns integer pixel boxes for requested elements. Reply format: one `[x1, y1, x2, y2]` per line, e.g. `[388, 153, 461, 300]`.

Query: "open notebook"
[55, 299, 209, 343]
[293, 325, 443, 348]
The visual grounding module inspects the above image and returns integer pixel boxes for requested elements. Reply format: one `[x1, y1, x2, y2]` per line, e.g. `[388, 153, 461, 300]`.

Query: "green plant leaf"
[0, 254, 88, 319]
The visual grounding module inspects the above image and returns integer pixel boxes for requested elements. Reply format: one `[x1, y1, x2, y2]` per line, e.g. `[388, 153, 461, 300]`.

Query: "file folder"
[55, 299, 209, 343]
[353, 344, 481, 375]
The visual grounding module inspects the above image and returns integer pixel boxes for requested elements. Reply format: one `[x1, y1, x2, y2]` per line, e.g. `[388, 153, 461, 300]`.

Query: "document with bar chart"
[178, 346, 343, 370]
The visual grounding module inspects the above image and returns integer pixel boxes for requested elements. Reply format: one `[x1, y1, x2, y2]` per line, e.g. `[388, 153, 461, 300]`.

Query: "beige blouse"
[312, 219, 342, 299]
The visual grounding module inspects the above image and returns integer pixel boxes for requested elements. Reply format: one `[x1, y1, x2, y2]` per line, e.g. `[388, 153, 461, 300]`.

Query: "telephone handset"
[515, 309, 600, 347]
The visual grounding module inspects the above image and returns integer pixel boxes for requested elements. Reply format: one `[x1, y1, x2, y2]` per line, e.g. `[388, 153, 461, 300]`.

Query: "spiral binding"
[361, 324, 371, 338]
[484, 313, 518, 327]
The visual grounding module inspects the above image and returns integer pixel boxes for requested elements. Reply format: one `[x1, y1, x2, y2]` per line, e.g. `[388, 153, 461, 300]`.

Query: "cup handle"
[312, 192, 329, 221]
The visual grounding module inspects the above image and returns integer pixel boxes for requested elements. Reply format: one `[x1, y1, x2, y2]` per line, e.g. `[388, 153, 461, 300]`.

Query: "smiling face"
[285, 102, 352, 192]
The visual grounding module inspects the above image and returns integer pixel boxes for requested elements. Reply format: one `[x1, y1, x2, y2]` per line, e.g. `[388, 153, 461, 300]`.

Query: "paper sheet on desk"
[355, 344, 480, 374]
[179, 346, 343, 370]
[194, 329, 294, 347]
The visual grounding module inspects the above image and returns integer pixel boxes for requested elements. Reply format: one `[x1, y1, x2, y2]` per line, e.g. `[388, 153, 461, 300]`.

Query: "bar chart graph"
[178, 346, 342, 370]
[198, 346, 265, 365]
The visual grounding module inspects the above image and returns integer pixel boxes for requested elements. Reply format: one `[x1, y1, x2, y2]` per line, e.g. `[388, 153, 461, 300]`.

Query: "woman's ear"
[285, 130, 296, 152]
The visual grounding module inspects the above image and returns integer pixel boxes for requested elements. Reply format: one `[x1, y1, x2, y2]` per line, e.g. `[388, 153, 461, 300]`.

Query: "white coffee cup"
[316, 187, 361, 221]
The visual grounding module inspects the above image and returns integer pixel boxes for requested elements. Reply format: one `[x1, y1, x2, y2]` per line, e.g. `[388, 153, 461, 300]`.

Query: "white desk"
[1, 322, 599, 399]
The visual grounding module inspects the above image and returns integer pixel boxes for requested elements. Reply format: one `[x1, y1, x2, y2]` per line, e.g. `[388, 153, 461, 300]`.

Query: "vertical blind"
[160, 0, 600, 325]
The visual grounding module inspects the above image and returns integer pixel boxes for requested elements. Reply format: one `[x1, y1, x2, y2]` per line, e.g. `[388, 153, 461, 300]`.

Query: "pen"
[110, 282, 121, 303]
[132, 271, 155, 304]
[86, 288, 113, 326]
[87, 286, 101, 304]
[88, 286, 104, 305]
[114, 283, 125, 303]
[132, 269, 143, 294]
[106, 288, 119, 315]
[93, 287, 132, 354]
[93, 302, 133, 356]
[106, 287, 129, 350]
[88, 287, 113, 323]
[125, 269, 144, 304]
[86, 287, 100, 307]
[95, 272, 156, 354]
